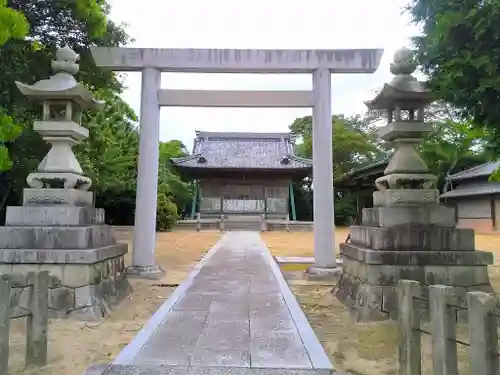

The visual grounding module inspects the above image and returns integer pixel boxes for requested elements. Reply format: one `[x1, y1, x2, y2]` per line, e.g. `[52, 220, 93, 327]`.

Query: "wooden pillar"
[190, 180, 198, 219]
[263, 185, 267, 218]
[289, 182, 297, 221]
[490, 195, 496, 231]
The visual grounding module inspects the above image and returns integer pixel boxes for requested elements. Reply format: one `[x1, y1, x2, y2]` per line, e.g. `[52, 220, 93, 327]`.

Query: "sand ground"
[264, 228, 500, 375]
[8, 227, 500, 375]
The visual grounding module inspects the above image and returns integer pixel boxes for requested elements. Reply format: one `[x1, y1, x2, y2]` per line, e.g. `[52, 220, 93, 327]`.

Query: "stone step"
[0, 225, 116, 249]
[5, 206, 105, 226]
[362, 204, 455, 228]
[224, 224, 261, 231]
[0, 243, 127, 264]
[340, 243, 494, 266]
[223, 220, 262, 231]
[349, 223, 475, 251]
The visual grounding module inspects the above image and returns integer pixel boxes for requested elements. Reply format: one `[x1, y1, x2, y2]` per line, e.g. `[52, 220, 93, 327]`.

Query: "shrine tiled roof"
[171, 131, 312, 171]
[441, 161, 500, 199]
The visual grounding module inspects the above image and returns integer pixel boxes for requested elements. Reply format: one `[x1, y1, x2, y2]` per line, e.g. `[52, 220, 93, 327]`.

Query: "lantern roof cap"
[364, 46, 432, 110]
[15, 45, 103, 110]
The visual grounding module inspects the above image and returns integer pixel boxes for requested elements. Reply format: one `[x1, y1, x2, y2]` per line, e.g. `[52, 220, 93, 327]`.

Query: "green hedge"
[156, 193, 179, 231]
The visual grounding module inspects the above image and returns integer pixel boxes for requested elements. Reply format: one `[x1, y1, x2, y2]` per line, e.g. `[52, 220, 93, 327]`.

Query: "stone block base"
[1, 191, 131, 320]
[305, 266, 342, 281]
[23, 188, 93, 207]
[349, 223, 475, 251]
[126, 265, 164, 280]
[6, 206, 105, 226]
[335, 272, 495, 321]
[0, 225, 116, 249]
[334, 243, 495, 321]
[0, 244, 131, 320]
[373, 189, 440, 206]
[362, 204, 455, 227]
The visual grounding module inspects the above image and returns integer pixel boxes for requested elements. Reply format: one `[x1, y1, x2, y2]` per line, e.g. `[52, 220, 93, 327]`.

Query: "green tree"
[419, 120, 491, 190]
[0, 1, 187, 231]
[1, 0, 128, 202]
[0, 1, 28, 171]
[289, 114, 382, 223]
[406, 0, 500, 151]
[0, 0, 28, 45]
[74, 92, 190, 230]
[158, 140, 191, 217]
[290, 114, 382, 179]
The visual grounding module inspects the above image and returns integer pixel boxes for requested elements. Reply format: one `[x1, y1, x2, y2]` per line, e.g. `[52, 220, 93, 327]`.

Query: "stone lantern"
[15, 45, 101, 193]
[334, 47, 495, 321]
[0, 46, 130, 320]
[367, 47, 438, 206]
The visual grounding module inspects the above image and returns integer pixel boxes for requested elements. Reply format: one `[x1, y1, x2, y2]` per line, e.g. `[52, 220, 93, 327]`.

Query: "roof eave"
[334, 159, 389, 183]
[364, 83, 433, 110]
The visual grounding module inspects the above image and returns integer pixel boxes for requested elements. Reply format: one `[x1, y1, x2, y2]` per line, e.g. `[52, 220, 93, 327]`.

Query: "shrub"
[156, 193, 178, 231]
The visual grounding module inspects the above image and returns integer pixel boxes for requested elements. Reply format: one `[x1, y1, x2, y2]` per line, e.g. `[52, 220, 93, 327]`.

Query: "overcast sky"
[106, 0, 419, 151]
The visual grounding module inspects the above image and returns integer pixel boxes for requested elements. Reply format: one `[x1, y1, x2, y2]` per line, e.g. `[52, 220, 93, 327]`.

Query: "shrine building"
[171, 131, 312, 221]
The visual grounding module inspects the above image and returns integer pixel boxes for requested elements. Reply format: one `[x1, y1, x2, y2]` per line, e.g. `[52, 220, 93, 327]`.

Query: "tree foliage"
[290, 114, 382, 180]
[2, 0, 129, 197]
[420, 120, 491, 190]
[0, 0, 28, 45]
[158, 140, 191, 214]
[0, 1, 28, 171]
[0, 1, 189, 230]
[290, 104, 492, 224]
[290, 114, 383, 223]
[406, 0, 500, 150]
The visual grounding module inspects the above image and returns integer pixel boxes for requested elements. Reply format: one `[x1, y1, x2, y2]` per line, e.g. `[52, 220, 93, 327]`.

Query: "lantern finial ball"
[390, 46, 417, 76]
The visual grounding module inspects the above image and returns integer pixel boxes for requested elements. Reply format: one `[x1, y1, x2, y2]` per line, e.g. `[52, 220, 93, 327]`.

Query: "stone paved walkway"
[104, 232, 334, 375]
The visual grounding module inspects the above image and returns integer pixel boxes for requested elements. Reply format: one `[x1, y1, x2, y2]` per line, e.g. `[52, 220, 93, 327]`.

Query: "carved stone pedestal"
[334, 208, 495, 321]
[0, 188, 131, 320]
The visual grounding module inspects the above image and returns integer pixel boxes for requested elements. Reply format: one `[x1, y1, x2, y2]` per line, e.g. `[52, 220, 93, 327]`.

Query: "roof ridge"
[288, 154, 313, 164]
[447, 161, 499, 179]
[447, 161, 488, 178]
[195, 131, 292, 139]
[171, 153, 200, 162]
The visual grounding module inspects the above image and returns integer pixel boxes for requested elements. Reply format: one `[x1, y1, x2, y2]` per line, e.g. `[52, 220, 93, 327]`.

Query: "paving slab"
[102, 365, 335, 375]
[107, 232, 334, 373]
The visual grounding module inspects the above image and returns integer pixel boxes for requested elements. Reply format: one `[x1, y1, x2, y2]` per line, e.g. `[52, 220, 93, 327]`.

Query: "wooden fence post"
[0, 275, 11, 375]
[467, 291, 499, 375]
[260, 214, 267, 232]
[196, 213, 201, 232]
[219, 214, 225, 231]
[429, 285, 458, 375]
[25, 271, 49, 366]
[397, 280, 421, 375]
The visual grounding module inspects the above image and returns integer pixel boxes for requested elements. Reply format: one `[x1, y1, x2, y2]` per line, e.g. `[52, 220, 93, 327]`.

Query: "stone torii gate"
[90, 47, 384, 278]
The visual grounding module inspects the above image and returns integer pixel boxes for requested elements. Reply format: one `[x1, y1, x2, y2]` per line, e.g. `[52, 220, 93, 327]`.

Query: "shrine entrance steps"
[93, 232, 336, 375]
[224, 215, 261, 231]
